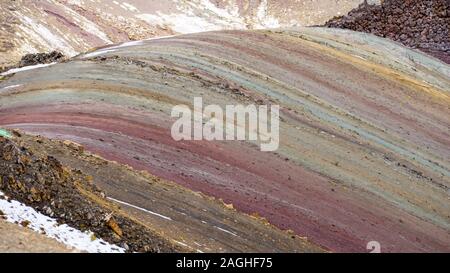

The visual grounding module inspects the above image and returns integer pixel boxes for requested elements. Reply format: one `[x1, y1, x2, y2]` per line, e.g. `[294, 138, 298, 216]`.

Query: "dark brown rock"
[325, 0, 450, 64]
[19, 51, 64, 67]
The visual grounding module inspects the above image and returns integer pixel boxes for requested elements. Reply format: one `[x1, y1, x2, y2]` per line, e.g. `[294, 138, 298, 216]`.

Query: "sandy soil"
[0, 219, 76, 253]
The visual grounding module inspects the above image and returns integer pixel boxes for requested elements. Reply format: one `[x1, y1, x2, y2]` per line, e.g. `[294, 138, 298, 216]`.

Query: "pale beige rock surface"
[0, 219, 77, 253]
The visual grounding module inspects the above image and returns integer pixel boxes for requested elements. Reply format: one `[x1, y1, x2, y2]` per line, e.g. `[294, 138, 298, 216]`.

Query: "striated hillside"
[0, 131, 322, 252]
[0, 0, 364, 68]
[1, 28, 449, 252]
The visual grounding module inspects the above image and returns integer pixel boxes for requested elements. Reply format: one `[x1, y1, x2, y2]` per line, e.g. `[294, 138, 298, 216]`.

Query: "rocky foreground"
[0, 130, 322, 253]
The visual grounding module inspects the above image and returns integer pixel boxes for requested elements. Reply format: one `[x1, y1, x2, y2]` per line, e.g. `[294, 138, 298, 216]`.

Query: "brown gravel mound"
[19, 51, 64, 67]
[0, 51, 65, 74]
[325, 0, 450, 64]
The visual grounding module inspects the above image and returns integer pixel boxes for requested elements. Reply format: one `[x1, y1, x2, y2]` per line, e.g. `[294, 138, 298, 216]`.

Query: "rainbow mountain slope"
[0, 27, 449, 252]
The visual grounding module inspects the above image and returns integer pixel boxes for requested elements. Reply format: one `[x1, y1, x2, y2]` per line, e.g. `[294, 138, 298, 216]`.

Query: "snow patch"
[137, 0, 282, 34]
[145, 35, 178, 41]
[0, 191, 125, 253]
[174, 240, 188, 247]
[107, 197, 172, 221]
[18, 16, 77, 57]
[255, 0, 281, 28]
[181, 0, 245, 26]
[1, 63, 57, 76]
[103, 40, 144, 51]
[138, 13, 222, 34]
[121, 2, 139, 12]
[57, 3, 113, 44]
[1, 84, 22, 90]
[214, 226, 238, 237]
[82, 49, 117, 59]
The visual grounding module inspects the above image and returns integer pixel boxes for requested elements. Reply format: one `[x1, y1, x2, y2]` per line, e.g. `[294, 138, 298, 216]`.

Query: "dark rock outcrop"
[325, 0, 450, 64]
[19, 51, 64, 67]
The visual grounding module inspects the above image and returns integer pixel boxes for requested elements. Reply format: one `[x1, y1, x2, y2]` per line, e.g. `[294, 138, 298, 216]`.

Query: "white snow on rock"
[80, 36, 177, 58]
[101, 40, 144, 51]
[144, 35, 177, 41]
[135, 0, 283, 35]
[138, 12, 222, 34]
[82, 49, 118, 59]
[0, 84, 22, 90]
[56, 3, 113, 44]
[214, 226, 238, 237]
[0, 191, 125, 253]
[18, 15, 77, 57]
[121, 2, 140, 12]
[107, 197, 172, 221]
[0, 63, 57, 76]
[255, 0, 281, 28]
